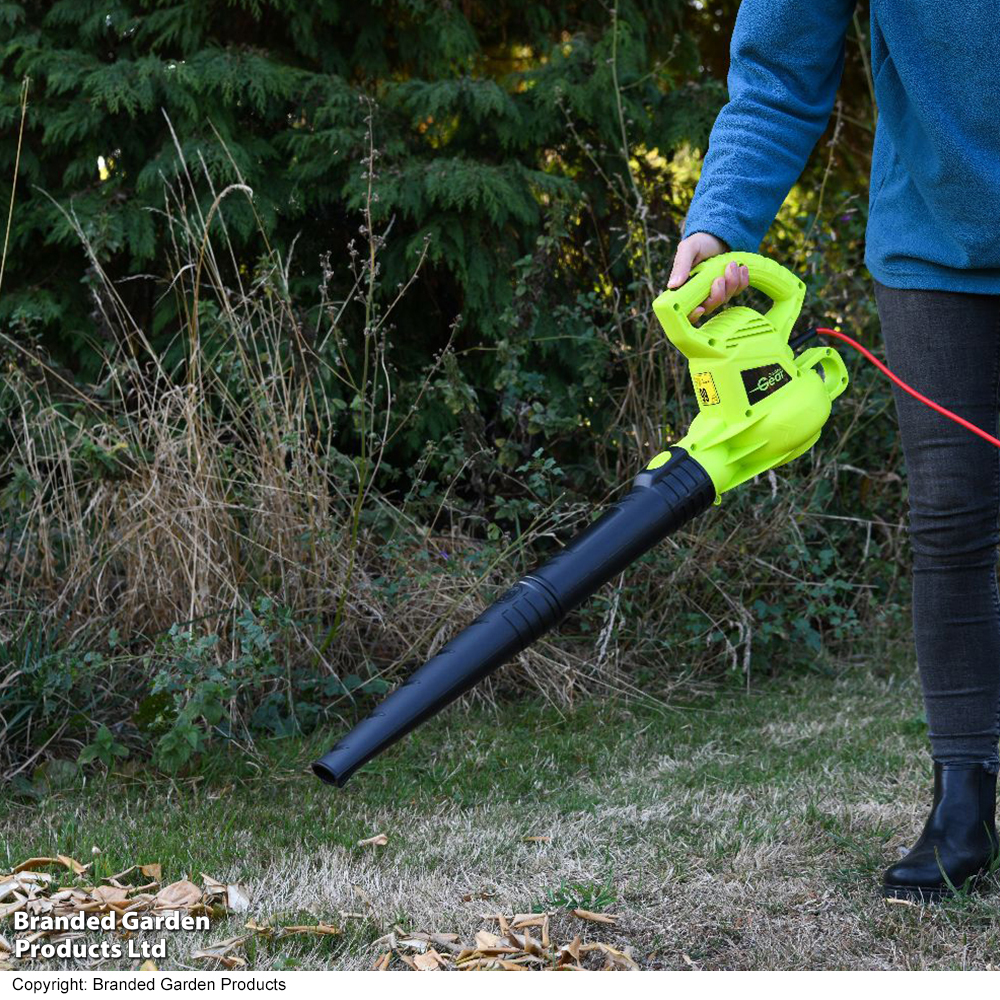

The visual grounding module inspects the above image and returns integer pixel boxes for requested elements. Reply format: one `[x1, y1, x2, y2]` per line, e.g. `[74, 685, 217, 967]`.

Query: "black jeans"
[875, 281, 1000, 765]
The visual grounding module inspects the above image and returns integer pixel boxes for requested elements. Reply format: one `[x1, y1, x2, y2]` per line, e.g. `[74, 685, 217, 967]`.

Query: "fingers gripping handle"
[654, 252, 806, 353]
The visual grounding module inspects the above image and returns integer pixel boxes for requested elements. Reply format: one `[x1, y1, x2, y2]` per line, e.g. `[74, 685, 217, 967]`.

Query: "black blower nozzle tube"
[312, 447, 715, 787]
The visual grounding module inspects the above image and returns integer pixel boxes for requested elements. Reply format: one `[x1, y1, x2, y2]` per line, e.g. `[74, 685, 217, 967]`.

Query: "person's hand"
[667, 232, 749, 322]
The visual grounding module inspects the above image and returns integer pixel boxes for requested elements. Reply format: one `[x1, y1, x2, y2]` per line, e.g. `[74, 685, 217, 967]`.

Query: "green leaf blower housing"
[313, 253, 849, 787]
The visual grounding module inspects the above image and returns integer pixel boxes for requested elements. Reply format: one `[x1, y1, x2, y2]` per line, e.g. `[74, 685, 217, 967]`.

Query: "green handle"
[654, 252, 806, 355]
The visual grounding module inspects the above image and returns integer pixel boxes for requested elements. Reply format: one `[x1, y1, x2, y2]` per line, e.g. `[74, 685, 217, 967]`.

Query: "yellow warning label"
[692, 371, 720, 406]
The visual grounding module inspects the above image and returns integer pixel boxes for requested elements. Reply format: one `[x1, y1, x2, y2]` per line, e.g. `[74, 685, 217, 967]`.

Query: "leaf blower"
[312, 252, 851, 786]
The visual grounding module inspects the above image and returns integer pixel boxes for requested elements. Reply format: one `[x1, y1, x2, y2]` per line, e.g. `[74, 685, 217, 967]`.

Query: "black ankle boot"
[883, 761, 999, 901]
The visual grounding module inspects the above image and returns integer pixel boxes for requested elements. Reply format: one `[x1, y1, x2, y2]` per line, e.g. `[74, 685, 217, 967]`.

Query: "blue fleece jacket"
[683, 1, 1000, 293]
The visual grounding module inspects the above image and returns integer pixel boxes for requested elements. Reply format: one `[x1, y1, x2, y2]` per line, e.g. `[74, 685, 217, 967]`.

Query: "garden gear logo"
[741, 363, 789, 404]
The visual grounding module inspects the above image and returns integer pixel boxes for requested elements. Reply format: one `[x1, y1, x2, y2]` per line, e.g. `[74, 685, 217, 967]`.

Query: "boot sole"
[881, 883, 951, 903]
[882, 869, 991, 904]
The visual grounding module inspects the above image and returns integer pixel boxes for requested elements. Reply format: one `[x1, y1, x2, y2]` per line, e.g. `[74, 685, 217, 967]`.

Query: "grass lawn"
[5, 652, 1000, 971]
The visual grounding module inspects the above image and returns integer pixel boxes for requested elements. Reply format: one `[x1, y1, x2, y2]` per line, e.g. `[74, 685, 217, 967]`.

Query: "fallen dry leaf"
[396, 930, 452, 951]
[155, 879, 202, 911]
[201, 874, 226, 894]
[559, 935, 582, 965]
[107, 866, 138, 884]
[397, 937, 430, 952]
[192, 936, 247, 968]
[594, 942, 638, 970]
[571, 908, 617, 924]
[511, 914, 547, 929]
[522, 836, 551, 843]
[4, 871, 51, 890]
[521, 928, 542, 957]
[281, 923, 341, 937]
[57, 856, 89, 876]
[200, 875, 249, 912]
[504, 927, 540, 955]
[372, 952, 391, 971]
[413, 949, 445, 971]
[13, 858, 60, 874]
[12, 856, 89, 877]
[139, 960, 158, 972]
[0, 899, 26, 921]
[470, 928, 519, 957]
[428, 933, 461, 951]
[0, 878, 23, 903]
[195, 954, 245, 970]
[140, 864, 162, 881]
[227, 884, 251, 913]
[357, 833, 389, 848]
[91, 886, 129, 907]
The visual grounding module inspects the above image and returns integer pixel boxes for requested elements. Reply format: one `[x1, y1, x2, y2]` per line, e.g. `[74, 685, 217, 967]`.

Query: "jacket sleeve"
[683, 0, 857, 250]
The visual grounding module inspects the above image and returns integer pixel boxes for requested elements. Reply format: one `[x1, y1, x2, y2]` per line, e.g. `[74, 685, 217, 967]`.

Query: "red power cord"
[814, 326, 1000, 451]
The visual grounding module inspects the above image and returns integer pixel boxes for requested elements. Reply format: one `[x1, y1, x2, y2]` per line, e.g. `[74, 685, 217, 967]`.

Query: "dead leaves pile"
[2, 852, 636, 971]
[0, 855, 250, 970]
[371, 909, 638, 972]
[170, 914, 348, 970]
